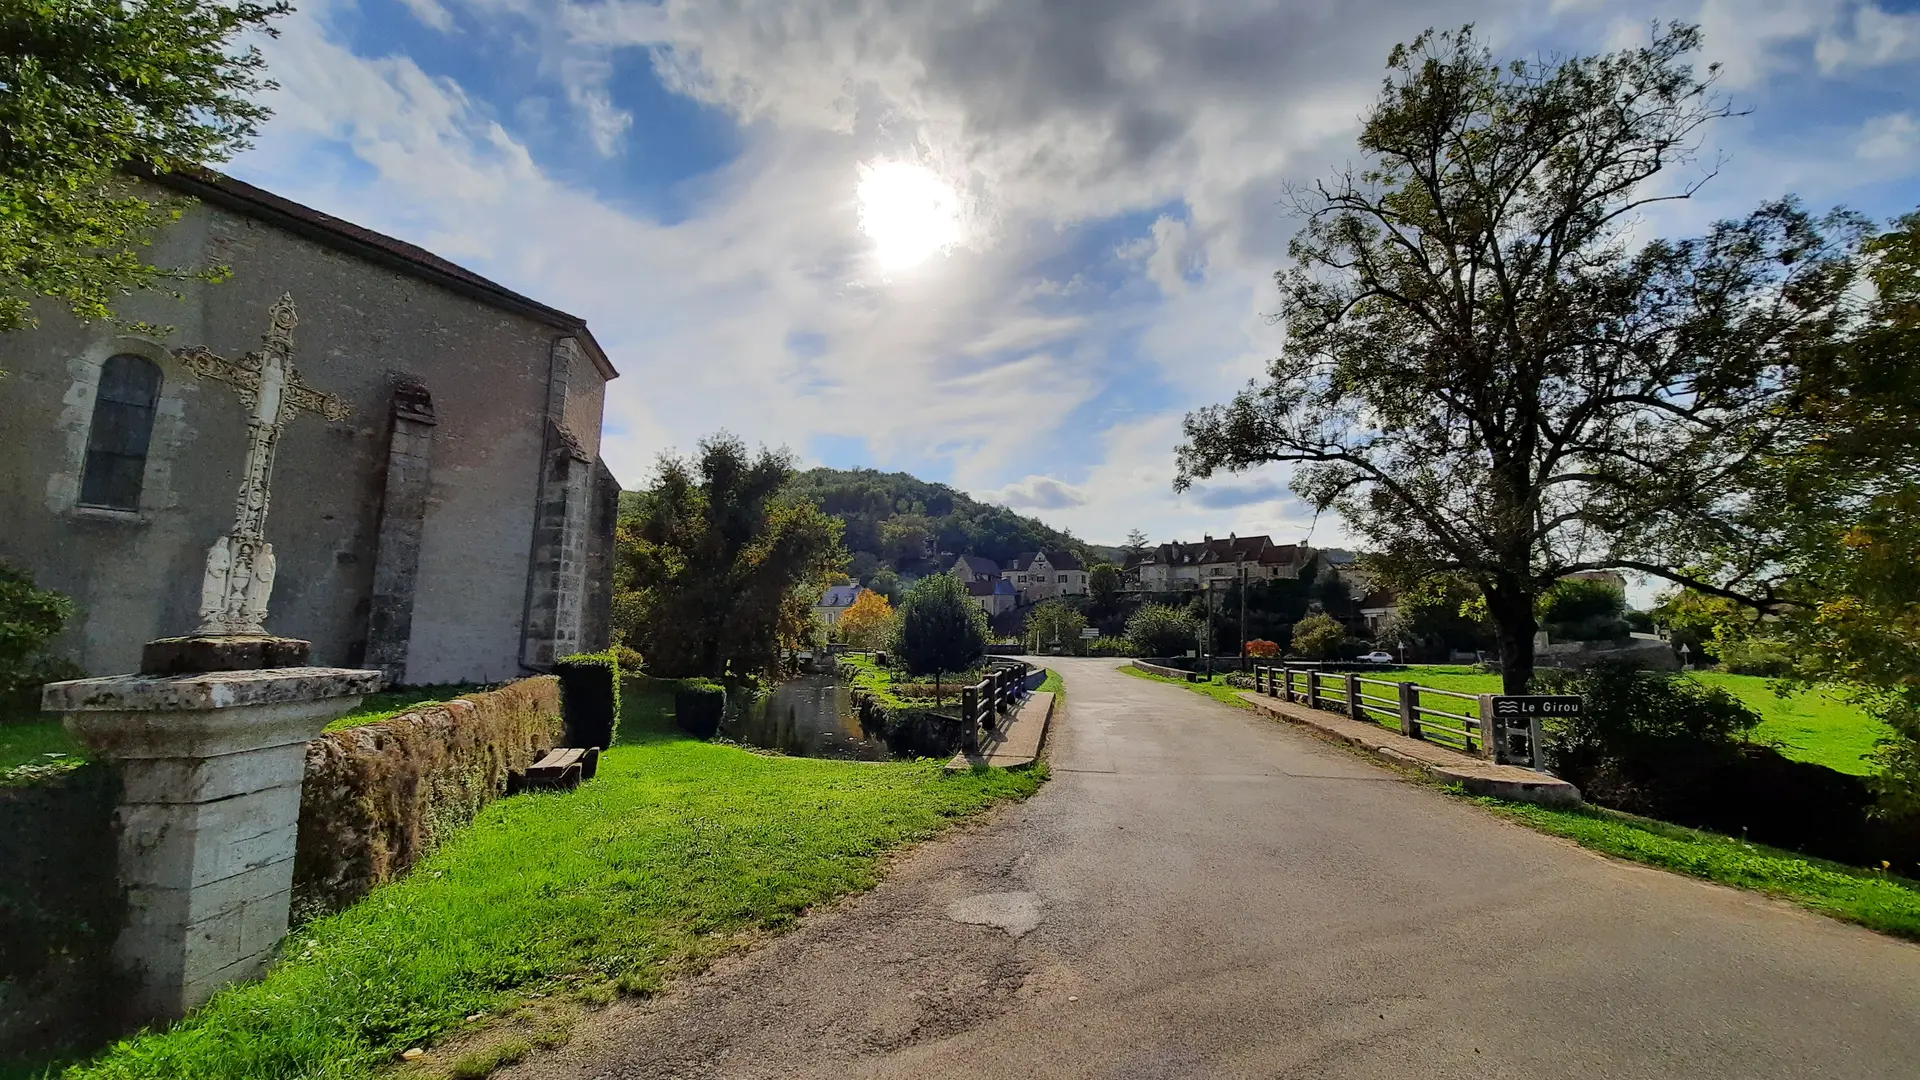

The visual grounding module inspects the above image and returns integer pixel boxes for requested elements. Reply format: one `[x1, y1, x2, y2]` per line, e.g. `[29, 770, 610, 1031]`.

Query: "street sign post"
[1483, 695, 1583, 770]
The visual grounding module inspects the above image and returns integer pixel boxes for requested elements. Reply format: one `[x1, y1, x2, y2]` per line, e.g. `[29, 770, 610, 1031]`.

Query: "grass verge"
[59, 708, 1043, 1080]
[1119, 662, 1252, 709]
[1468, 795, 1920, 940]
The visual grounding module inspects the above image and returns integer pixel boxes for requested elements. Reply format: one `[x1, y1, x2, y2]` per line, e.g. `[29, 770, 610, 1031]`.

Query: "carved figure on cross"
[173, 293, 351, 636]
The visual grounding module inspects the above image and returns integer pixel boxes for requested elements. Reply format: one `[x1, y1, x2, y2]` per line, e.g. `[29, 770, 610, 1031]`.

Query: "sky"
[227, 0, 1920, 561]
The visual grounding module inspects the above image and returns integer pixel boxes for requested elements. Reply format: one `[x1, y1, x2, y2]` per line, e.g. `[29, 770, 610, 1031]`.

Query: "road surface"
[511, 658, 1920, 1080]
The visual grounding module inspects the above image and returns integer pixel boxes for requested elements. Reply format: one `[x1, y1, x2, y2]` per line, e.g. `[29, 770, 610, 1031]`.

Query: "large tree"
[1, 0, 288, 336]
[1706, 209, 1920, 811]
[893, 572, 989, 699]
[615, 435, 847, 679]
[1175, 24, 1860, 692]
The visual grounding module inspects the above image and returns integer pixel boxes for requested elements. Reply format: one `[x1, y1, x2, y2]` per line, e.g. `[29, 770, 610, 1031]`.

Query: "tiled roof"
[818, 585, 861, 607]
[953, 554, 1000, 575]
[1010, 550, 1084, 571]
[139, 165, 618, 380]
[964, 579, 998, 596]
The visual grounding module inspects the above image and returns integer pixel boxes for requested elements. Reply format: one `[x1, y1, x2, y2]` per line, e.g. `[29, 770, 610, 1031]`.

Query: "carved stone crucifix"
[173, 293, 351, 637]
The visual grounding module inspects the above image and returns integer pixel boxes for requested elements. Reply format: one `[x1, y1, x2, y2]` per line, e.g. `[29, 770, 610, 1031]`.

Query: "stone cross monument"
[42, 293, 384, 1023]
[144, 293, 353, 673]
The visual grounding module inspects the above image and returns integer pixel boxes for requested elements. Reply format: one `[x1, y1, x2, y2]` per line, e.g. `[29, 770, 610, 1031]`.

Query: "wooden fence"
[1248, 662, 1492, 758]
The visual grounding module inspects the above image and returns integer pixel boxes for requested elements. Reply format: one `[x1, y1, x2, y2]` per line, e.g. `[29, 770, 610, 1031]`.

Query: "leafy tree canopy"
[1174, 23, 1864, 692]
[614, 435, 847, 679]
[894, 572, 988, 680]
[1, 0, 288, 335]
[1025, 599, 1087, 653]
[1291, 613, 1350, 661]
[1126, 603, 1199, 658]
[838, 589, 895, 651]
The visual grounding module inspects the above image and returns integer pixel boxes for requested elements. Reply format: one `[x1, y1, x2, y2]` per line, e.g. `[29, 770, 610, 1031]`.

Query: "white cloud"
[397, 0, 455, 32]
[983, 475, 1090, 510]
[1857, 112, 1919, 162]
[228, 0, 1920, 551]
[1145, 214, 1205, 296]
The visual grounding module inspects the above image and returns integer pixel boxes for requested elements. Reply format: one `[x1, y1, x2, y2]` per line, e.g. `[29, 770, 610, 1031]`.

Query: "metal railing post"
[1398, 682, 1421, 740]
[1344, 672, 1361, 720]
[1306, 671, 1321, 711]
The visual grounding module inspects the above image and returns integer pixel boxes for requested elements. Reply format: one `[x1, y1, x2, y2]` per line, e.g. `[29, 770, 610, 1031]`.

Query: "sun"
[856, 159, 962, 271]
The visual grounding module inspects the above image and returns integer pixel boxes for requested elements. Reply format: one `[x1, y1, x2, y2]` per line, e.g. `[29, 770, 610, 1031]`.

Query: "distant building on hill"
[1004, 550, 1087, 603]
[947, 554, 1000, 584]
[1125, 535, 1314, 592]
[965, 577, 1018, 616]
[815, 584, 861, 626]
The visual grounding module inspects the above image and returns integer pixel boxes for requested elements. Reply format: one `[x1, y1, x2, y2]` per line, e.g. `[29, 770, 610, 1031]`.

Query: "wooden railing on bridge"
[1247, 662, 1491, 757]
[844, 659, 1034, 752]
[959, 661, 1030, 751]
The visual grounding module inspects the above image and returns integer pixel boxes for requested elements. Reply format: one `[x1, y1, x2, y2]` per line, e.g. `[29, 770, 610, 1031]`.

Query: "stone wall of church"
[0, 185, 609, 684]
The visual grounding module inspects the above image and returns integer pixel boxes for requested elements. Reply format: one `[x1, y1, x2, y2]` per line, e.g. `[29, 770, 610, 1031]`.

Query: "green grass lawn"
[1469, 796, 1920, 940]
[55, 704, 1044, 1080]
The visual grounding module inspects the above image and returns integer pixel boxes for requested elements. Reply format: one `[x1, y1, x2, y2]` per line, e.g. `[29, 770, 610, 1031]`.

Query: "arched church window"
[78, 354, 163, 511]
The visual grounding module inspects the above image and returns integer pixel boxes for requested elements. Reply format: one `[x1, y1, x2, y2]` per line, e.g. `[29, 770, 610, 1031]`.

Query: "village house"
[1003, 550, 1087, 603]
[947, 553, 1000, 584]
[966, 577, 1019, 617]
[1127, 535, 1315, 592]
[0, 169, 618, 686]
[814, 584, 862, 626]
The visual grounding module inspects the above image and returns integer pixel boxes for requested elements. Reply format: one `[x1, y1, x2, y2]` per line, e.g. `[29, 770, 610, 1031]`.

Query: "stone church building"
[0, 170, 620, 685]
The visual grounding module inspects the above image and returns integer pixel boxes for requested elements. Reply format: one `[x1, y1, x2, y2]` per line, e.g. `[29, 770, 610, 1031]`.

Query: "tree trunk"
[1486, 584, 1538, 695]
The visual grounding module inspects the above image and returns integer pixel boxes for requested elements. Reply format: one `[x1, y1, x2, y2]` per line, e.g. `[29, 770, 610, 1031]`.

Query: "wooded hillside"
[779, 467, 1092, 581]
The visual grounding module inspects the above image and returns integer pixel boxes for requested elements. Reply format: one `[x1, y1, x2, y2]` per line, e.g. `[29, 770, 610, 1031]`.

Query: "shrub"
[553, 651, 621, 749]
[1290, 613, 1349, 660]
[1537, 661, 1760, 813]
[673, 679, 727, 739]
[1244, 638, 1281, 658]
[609, 643, 644, 673]
[1085, 637, 1137, 657]
[1127, 604, 1200, 657]
[0, 563, 83, 718]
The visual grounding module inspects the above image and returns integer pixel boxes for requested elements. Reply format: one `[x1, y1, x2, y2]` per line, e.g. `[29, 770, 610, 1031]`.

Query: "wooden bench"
[518, 746, 601, 793]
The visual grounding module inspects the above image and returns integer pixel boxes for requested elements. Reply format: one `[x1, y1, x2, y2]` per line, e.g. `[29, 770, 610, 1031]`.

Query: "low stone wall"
[291, 676, 563, 921]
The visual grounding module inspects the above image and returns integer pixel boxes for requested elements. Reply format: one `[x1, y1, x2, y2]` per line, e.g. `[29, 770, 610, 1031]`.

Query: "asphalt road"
[512, 658, 1920, 1080]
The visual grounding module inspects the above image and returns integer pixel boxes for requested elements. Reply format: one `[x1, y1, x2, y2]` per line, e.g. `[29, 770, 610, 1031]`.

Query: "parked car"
[1358, 651, 1396, 664]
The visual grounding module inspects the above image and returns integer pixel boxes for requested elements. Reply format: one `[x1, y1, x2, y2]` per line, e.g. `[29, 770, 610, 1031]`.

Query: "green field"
[1367, 666, 1886, 775]
[47, 699, 1044, 1080]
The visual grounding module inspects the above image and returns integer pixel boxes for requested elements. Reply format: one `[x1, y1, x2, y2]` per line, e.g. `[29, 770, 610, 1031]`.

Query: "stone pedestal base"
[140, 634, 312, 675]
[41, 667, 382, 1021]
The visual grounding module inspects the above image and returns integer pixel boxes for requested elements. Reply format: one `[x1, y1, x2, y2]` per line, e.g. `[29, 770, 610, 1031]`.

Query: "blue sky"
[229, 0, 1920, 559]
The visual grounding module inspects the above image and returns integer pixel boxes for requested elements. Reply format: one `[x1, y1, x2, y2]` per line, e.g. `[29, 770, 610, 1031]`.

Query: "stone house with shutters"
[0, 169, 620, 685]
[1003, 550, 1087, 604]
